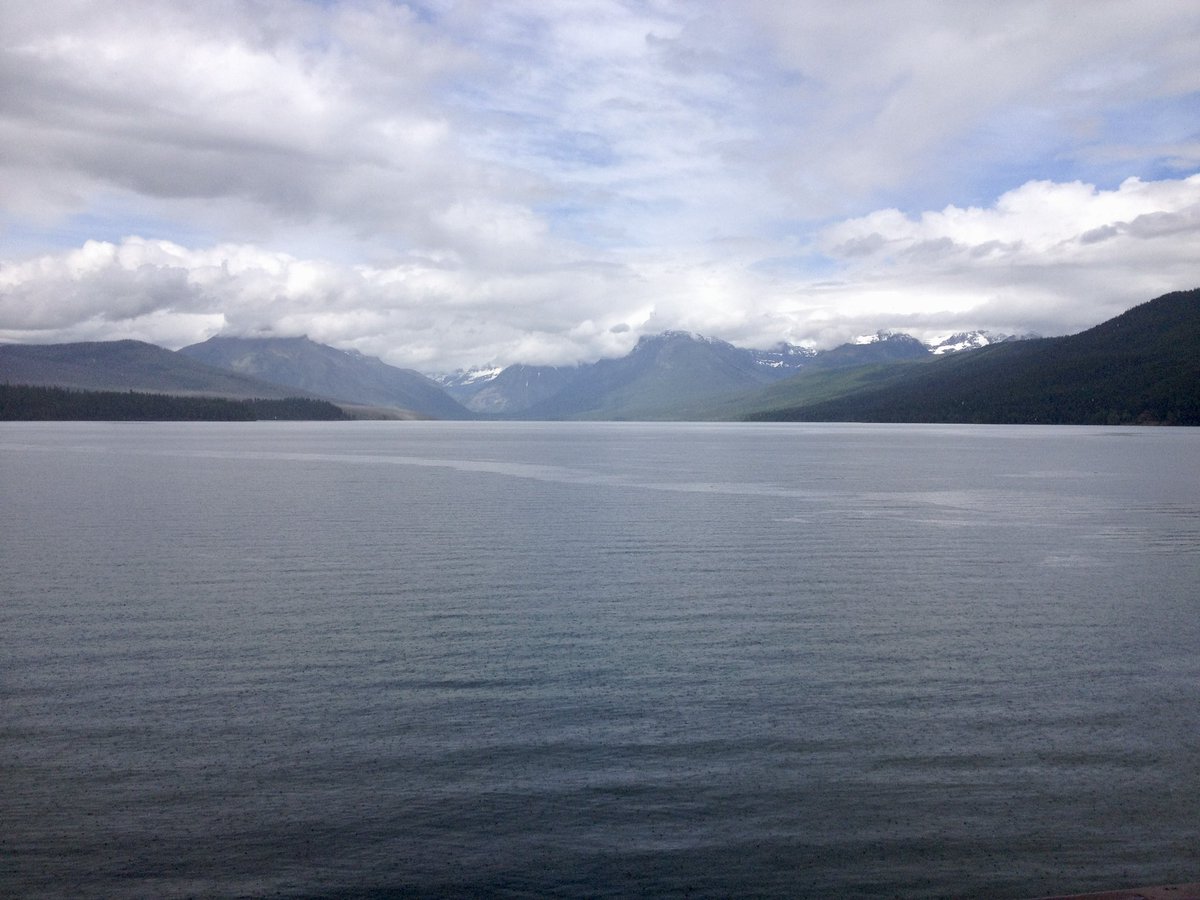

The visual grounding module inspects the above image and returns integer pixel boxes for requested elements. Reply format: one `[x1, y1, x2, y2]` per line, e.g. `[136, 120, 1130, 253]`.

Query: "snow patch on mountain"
[848, 330, 931, 351]
[927, 331, 1038, 354]
[432, 366, 504, 387]
[751, 343, 817, 369]
[930, 331, 1001, 354]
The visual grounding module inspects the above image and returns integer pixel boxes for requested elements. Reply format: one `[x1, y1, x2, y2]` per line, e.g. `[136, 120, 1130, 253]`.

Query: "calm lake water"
[2, 421, 1198, 899]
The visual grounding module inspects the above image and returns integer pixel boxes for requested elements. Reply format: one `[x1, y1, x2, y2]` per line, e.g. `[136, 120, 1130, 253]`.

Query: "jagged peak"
[852, 329, 924, 346]
[929, 331, 998, 354]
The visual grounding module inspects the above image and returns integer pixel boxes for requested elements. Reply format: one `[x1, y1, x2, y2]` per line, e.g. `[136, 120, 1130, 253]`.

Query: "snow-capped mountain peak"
[854, 329, 892, 345]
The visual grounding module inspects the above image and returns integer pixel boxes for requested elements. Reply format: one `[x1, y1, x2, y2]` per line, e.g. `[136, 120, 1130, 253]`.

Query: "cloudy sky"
[1, 1, 1197, 371]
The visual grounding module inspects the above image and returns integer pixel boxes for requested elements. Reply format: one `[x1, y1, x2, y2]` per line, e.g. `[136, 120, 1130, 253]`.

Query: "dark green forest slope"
[0, 384, 346, 421]
[747, 288, 1200, 425]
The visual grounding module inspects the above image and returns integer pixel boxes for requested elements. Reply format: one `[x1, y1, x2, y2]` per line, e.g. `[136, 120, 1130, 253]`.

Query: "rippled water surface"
[2, 421, 1198, 898]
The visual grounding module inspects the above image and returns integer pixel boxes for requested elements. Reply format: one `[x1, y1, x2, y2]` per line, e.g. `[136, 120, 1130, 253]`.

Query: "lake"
[2, 421, 1198, 898]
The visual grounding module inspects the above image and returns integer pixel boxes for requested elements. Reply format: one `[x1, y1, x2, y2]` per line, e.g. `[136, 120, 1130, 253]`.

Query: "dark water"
[2, 421, 1198, 899]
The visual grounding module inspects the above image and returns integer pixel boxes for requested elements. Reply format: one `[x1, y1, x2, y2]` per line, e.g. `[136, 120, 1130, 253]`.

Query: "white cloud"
[0, 237, 648, 369]
[740, 0, 1200, 209]
[822, 176, 1200, 256]
[796, 175, 1200, 343]
[0, 0, 498, 255]
[3, 173, 1196, 367]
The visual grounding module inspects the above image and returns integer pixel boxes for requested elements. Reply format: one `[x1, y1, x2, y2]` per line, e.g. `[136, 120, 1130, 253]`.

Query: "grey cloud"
[900, 237, 962, 263]
[1074, 204, 1200, 248]
[1127, 208, 1200, 238]
[970, 240, 1023, 258]
[0, 265, 199, 329]
[0, 0, 512, 255]
[836, 233, 888, 257]
[1080, 224, 1121, 244]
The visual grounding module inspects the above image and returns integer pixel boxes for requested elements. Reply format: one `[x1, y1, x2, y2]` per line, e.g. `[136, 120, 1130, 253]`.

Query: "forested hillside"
[747, 289, 1200, 425]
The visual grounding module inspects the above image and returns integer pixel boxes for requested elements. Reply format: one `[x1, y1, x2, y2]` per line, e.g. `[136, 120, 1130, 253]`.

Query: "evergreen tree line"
[0, 384, 347, 421]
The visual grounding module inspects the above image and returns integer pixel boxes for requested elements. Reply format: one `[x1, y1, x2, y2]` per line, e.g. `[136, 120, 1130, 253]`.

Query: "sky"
[1, 0, 1198, 372]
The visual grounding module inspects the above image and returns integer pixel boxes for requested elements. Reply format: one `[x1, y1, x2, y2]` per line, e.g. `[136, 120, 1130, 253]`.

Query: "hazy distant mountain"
[518, 330, 947, 419]
[511, 331, 808, 419]
[436, 338, 818, 416]
[180, 336, 469, 419]
[746, 288, 1200, 425]
[0, 340, 308, 399]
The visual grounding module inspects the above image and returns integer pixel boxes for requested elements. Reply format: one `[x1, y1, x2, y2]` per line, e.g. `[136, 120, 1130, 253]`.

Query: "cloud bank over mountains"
[2, 1, 1198, 370]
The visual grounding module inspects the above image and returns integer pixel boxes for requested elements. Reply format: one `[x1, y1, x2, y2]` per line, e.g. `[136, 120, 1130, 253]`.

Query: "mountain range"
[2, 288, 1196, 424]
